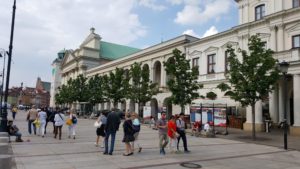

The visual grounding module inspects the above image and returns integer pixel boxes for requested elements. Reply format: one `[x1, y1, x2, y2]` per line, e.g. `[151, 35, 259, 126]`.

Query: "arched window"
[255, 4, 265, 21]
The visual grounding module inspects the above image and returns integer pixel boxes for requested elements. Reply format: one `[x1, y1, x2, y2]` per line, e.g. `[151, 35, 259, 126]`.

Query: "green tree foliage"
[104, 68, 128, 107]
[55, 79, 75, 105]
[71, 74, 89, 102]
[206, 91, 217, 100]
[217, 35, 280, 140]
[128, 62, 159, 117]
[164, 48, 203, 113]
[87, 74, 106, 105]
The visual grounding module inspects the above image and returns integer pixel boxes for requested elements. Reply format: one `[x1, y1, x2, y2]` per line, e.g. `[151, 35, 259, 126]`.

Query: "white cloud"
[202, 26, 218, 38]
[182, 29, 200, 38]
[174, 0, 232, 25]
[166, 0, 184, 5]
[0, 0, 147, 87]
[138, 0, 167, 11]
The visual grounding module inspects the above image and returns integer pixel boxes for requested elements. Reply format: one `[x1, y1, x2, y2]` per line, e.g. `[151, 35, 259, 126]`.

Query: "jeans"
[104, 131, 116, 154]
[12, 131, 22, 140]
[177, 130, 188, 151]
[12, 112, 16, 120]
[28, 120, 36, 135]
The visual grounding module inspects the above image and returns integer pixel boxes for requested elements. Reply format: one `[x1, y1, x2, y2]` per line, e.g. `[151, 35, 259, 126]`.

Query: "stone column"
[243, 101, 264, 131]
[150, 66, 154, 82]
[291, 74, 300, 136]
[238, 5, 243, 24]
[270, 25, 277, 51]
[277, 24, 284, 51]
[161, 63, 166, 87]
[278, 79, 284, 123]
[269, 86, 279, 124]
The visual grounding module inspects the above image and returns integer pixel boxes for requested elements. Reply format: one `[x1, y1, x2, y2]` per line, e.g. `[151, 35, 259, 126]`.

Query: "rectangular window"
[192, 57, 199, 68]
[225, 51, 229, 73]
[293, 0, 300, 8]
[255, 4, 265, 21]
[207, 54, 216, 74]
[292, 35, 300, 48]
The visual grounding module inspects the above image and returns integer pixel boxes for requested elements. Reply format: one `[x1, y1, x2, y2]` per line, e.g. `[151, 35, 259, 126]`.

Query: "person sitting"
[191, 121, 201, 136]
[7, 119, 23, 142]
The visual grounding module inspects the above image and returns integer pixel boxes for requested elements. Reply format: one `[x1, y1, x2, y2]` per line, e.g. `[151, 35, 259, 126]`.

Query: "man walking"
[156, 111, 168, 155]
[27, 105, 38, 135]
[176, 112, 190, 153]
[104, 108, 120, 155]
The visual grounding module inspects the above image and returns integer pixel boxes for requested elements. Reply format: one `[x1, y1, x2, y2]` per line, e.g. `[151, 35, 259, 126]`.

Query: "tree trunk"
[251, 103, 256, 140]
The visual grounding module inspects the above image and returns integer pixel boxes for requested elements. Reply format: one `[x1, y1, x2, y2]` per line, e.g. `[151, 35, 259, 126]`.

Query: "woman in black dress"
[122, 112, 135, 156]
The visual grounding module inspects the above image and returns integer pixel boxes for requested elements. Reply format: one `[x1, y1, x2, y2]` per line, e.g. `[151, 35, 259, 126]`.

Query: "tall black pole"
[283, 73, 288, 150]
[0, 0, 16, 132]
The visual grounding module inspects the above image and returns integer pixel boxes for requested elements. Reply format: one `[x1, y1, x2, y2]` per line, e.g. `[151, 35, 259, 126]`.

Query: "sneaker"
[95, 143, 99, 147]
[161, 148, 166, 155]
[138, 147, 142, 153]
[184, 150, 191, 153]
[73, 136, 76, 140]
[100, 145, 104, 148]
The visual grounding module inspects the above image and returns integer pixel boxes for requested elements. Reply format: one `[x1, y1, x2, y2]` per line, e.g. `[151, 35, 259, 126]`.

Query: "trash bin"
[265, 120, 272, 133]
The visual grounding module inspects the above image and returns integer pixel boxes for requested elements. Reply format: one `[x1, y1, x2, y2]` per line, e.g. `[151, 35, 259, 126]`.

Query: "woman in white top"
[67, 110, 77, 139]
[54, 109, 65, 140]
[38, 108, 47, 137]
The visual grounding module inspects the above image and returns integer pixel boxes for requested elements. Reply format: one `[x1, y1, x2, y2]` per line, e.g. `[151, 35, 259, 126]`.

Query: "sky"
[0, 0, 238, 88]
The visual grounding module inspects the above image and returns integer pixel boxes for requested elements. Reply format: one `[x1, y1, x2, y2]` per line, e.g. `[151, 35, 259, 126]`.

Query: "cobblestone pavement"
[5, 110, 300, 169]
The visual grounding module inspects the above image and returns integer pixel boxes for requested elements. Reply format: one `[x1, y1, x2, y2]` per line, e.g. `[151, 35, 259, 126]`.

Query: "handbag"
[66, 118, 73, 126]
[33, 119, 41, 128]
[94, 121, 102, 128]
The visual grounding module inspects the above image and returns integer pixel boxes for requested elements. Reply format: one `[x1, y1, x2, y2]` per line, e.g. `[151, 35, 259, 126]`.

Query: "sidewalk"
[4, 111, 300, 169]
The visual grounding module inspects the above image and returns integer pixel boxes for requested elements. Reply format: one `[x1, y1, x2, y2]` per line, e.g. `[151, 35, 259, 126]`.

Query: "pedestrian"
[131, 112, 142, 153]
[38, 107, 47, 137]
[45, 108, 55, 134]
[156, 111, 168, 155]
[27, 105, 38, 135]
[149, 115, 155, 129]
[11, 105, 18, 120]
[67, 109, 77, 139]
[168, 115, 178, 153]
[54, 109, 65, 140]
[122, 112, 134, 156]
[95, 111, 107, 147]
[176, 112, 190, 153]
[104, 108, 120, 155]
[7, 119, 23, 142]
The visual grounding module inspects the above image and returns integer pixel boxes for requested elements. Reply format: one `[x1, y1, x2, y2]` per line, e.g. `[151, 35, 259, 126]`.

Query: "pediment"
[285, 23, 300, 33]
[61, 51, 76, 67]
[221, 41, 239, 48]
[204, 46, 218, 53]
[188, 50, 202, 56]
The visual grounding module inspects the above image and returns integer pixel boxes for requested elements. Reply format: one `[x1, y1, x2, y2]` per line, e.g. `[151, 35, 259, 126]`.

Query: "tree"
[128, 62, 159, 117]
[217, 35, 280, 140]
[71, 74, 89, 103]
[104, 68, 128, 108]
[164, 48, 203, 113]
[87, 74, 106, 106]
[55, 79, 75, 106]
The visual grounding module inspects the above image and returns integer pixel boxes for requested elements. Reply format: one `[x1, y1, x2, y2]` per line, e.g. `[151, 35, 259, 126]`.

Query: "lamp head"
[278, 61, 289, 74]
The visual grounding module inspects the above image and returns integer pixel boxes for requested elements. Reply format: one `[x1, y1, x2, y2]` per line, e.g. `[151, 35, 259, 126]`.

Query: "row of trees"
[56, 35, 280, 140]
[55, 63, 160, 117]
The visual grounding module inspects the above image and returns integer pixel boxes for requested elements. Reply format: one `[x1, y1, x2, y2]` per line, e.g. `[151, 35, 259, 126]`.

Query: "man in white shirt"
[176, 112, 190, 153]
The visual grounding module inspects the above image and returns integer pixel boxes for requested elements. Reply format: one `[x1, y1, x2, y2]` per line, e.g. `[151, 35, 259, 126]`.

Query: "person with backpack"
[122, 112, 134, 156]
[131, 112, 142, 153]
[67, 109, 77, 139]
[54, 109, 65, 140]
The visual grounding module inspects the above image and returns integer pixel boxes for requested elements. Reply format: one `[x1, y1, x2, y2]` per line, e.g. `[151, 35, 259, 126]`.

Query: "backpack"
[132, 124, 140, 133]
[72, 115, 77, 124]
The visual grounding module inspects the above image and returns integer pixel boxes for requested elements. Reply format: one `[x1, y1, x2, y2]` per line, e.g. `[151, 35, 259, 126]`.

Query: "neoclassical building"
[51, 0, 300, 135]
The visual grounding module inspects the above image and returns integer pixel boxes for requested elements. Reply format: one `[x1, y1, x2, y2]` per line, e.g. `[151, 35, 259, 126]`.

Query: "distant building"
[8, 77, 51, 107]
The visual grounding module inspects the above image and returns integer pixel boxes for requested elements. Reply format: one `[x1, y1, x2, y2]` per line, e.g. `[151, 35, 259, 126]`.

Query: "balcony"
[273, 48, 300, 62]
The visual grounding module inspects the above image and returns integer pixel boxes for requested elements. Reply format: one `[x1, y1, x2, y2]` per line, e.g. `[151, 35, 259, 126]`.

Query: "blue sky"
[0, 0, 238, 88]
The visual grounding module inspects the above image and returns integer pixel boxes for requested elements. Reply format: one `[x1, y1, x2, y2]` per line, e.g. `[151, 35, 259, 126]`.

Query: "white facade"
[49, 58, 63, 107]
[54, 0, 300, 135]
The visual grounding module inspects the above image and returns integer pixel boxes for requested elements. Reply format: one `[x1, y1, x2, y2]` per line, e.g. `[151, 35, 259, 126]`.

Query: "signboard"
[143, 106, 151, 119]
[214, 108, 227, 127]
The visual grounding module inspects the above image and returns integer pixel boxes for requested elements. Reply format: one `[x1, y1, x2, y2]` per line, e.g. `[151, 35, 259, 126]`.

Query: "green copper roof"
[100, 41, 140, 60]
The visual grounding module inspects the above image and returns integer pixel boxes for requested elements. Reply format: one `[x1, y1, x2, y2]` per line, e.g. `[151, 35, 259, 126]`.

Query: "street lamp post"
[0, 50, 7, 116]
[278, 60, 289, 150]
[0, 0, 16, 132]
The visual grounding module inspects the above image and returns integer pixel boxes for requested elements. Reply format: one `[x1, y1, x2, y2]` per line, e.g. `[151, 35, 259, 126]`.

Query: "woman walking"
[122, 113, 135, 156]
[168, 115, 178, 153]
[67, 110, 77, 139]
[95, 111, 107, 147]
[54, 109, 65, 140]
[38, 108, 47, 137]
[131, 112, 142, 153]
